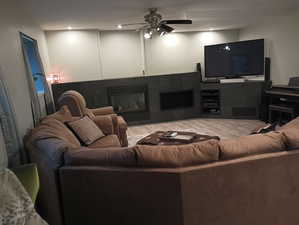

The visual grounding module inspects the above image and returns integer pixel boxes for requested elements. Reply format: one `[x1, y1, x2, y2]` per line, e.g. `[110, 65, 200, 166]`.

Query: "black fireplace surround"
[52, 72, 202, 124]
[160, 90, 194, 111]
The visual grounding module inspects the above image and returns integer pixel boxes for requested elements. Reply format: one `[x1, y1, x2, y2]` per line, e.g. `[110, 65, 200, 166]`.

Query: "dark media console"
[200, 81, 264, 119]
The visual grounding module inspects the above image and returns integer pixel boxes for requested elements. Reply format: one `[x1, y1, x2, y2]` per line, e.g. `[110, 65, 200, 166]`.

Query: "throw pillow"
[219, 131, 286, 160]
[67, 116, 105, 145]
[134, 139, 220, 168]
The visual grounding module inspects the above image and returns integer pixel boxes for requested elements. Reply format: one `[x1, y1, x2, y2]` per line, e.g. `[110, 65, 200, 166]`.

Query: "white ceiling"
[22, 0, 299, 31]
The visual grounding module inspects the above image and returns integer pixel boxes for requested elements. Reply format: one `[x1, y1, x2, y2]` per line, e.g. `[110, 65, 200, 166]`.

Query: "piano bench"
[269, 104, 296, 124]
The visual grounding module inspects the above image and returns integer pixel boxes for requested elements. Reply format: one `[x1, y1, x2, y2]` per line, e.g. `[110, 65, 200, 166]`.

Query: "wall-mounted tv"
[204, 39, 264, 78]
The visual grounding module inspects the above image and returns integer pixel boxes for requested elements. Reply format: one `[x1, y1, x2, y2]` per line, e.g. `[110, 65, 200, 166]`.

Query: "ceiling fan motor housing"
[144, 8, 162, 29]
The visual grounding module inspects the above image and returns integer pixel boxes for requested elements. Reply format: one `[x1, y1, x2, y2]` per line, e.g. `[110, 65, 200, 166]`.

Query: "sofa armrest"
[91, 106, 114, 116]
[25, 138, 70, 225]
[11, 164, 39, 204]
[117, 116, 127, 130]
[64, 147, 136, 167]
[92, 115, 115, 135]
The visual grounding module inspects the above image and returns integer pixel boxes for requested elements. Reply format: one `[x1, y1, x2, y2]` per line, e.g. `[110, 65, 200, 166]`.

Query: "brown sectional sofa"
[24, 111, 299, 225]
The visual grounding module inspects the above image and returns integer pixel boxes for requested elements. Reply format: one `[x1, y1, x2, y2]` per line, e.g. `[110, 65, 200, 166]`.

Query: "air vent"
[232, 107, 256, 117]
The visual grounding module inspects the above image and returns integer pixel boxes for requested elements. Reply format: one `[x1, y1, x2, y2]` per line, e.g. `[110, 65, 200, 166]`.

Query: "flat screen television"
[204, 39, 264, 78]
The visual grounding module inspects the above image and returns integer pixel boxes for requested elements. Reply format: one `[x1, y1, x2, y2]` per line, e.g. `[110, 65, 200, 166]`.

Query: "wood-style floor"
[127, 118, 265, 146]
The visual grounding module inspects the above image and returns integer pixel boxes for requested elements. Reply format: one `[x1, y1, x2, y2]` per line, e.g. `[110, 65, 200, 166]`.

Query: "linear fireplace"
[160, 90, 194, 111]
[108, 85, 150, 122]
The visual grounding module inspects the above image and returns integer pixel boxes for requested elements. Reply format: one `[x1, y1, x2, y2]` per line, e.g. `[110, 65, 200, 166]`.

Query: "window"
[20, 33, 54, 125]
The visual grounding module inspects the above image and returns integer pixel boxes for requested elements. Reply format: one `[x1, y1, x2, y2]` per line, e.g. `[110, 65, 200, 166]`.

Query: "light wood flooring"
[127, 118, 265, 146]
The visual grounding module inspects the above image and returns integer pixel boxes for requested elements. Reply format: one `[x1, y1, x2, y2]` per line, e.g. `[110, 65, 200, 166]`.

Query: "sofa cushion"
[88, 135, 121, 148]
[134, 139, 220, 168]
[279, 117, 299, 131]
[31, 118, 81, 148]
[64, 147, 136, 167]
[42, 105, 73, 123]
[219, 131, 286, 160]
[34, 138, 73, 167]
[67, 116, 105, 145]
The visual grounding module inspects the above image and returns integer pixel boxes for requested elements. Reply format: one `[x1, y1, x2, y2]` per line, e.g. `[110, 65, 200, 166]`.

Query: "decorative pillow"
[281, 128, 299, 150]
[250, 122, 277, 135]
[134, 139, 220, 168]
[67, 116, 105, 145]
[219, 131, 286, 160]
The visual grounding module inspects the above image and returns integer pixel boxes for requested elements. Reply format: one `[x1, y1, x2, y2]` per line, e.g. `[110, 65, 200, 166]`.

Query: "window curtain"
[0, 123, 7, 169]
[0, 68, 22, 167]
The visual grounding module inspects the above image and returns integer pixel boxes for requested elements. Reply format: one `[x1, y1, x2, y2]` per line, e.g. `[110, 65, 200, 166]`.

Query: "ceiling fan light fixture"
[118, 8, 192, 39]
[160, 31, 167, 36]
[144, 32, 152, 39]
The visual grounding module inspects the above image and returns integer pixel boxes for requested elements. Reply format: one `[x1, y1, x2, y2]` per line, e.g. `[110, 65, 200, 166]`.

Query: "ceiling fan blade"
[159, 24, 174, 33]
[161, 20, 192, 25]
[121, 22, 147, 27]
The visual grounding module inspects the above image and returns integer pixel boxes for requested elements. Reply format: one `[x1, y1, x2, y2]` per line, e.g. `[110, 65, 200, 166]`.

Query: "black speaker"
[265, 57, 271, 82]
[260, 57, 272, 122]
[196, 63, 202, 82]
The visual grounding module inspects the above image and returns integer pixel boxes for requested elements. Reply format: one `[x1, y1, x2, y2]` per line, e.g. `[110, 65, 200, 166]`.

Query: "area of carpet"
[127, 118, 265, 146]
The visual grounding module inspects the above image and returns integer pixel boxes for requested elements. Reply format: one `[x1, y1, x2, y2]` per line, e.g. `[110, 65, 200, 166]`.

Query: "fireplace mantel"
[52, 72, 202, 124]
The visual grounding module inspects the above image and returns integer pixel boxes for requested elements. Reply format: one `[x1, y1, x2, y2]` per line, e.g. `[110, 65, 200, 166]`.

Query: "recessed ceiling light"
[117, 24, 122, 29]
[67, 26, 72, 30]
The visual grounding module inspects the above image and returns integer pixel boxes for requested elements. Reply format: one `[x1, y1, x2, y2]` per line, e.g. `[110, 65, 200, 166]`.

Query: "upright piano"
[265, 77, 299, 123]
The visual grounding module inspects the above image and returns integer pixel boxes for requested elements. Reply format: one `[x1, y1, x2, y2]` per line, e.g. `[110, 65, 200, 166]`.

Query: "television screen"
[204, 39, 264, 78]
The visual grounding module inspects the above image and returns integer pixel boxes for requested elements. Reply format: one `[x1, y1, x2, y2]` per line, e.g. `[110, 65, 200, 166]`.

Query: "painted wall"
[0, 1, 50, 140]
[239, 10, 299, 84]
[100, 31, 144, 79]
[46, 30, 102, 82]
[45, 29, 240, 82]
[145, 30, 239, 76]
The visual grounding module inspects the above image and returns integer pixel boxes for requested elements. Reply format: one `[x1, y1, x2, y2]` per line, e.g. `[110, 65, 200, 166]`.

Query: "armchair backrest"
[58, 90, 88, 117]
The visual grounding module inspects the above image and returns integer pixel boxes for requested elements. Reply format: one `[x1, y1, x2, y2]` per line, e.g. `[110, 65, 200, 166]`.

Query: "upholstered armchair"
[57, 90, 128, 147]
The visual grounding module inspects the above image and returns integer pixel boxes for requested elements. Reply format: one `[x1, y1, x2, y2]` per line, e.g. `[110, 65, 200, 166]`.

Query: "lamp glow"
[47, 74, 61, 84]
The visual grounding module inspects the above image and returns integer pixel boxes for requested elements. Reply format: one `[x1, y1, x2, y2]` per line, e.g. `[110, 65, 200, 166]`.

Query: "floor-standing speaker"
[265, 57, 271, 82]
[260, 57, 272, 122]
[196, 63, 203, 82]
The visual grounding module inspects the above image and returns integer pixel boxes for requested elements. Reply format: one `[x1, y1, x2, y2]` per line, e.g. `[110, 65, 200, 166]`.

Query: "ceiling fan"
[118, 8, 192, 39]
